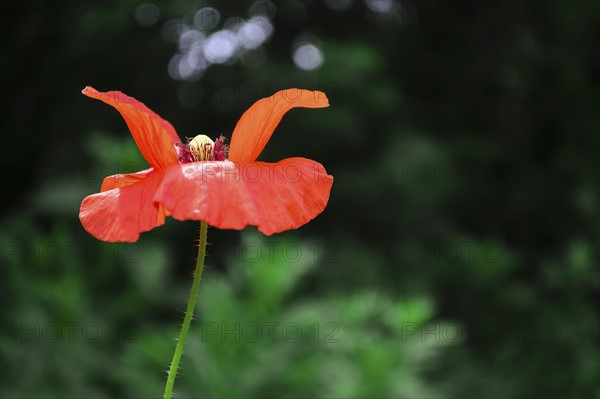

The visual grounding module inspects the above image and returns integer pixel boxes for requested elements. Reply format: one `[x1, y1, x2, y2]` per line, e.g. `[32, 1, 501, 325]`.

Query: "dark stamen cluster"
[212, 135, 228, 161]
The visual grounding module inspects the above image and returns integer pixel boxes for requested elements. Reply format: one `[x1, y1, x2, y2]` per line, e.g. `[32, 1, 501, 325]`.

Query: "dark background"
[1, 1, 598, 398]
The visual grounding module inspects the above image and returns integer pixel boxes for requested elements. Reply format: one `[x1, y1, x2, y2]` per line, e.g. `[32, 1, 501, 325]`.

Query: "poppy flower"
[79, 86, 333, 242]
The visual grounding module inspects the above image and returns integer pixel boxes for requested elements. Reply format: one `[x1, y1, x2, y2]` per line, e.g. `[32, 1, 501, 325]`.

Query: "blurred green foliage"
[2, 1, 599, 398]
[1, 219, 446, 398]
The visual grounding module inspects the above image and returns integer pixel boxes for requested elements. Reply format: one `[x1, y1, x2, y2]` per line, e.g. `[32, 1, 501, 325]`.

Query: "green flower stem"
[164, 220, 208, 399]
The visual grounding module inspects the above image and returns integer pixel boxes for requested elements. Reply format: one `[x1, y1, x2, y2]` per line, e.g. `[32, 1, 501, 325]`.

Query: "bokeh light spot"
[238, 17, 273, 49]
[248, 0, 277, 20]
[204, 30, 238, 64]
[194, 7, 220, 31]
[365, 0, 393, 13]
[292, 43, 324, 71]
[135, 3, 160, 27]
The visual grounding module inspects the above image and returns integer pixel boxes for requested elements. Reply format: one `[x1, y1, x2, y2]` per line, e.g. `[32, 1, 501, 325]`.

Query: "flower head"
[79, 86, 333, 242]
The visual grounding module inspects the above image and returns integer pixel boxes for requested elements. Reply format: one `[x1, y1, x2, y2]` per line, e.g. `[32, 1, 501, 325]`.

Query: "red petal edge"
[82, 86, 180, 170]
[100, 168, 155, 192]
[154, 158, 333, 235]
[229, 89, 329, 163]
[80, 169, 169, 242]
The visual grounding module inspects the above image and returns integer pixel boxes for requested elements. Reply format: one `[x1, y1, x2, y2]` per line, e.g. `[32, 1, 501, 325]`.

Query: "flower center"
[189, 134, 214, 161]
[175, 134, 228, 164]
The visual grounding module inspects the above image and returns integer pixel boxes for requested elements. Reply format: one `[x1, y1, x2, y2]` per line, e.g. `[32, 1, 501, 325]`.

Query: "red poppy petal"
[229, 89, 329, 162]
[82, 86, 180, 170]
[100, 168, 155, 192]
[154, 158, 333, 235]
[80, 169, 168, 242]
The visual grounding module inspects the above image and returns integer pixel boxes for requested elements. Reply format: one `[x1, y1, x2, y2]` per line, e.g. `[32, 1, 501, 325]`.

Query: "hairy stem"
[164, 221, 208, 399]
